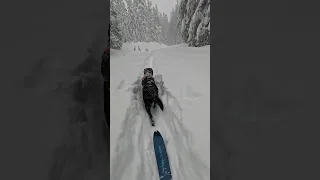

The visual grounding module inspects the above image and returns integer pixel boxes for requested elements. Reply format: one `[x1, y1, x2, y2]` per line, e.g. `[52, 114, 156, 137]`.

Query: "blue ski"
[153, 131, 172, 180]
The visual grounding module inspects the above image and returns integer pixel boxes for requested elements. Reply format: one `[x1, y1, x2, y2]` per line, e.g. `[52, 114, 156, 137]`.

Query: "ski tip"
[154, 130, 161, 136]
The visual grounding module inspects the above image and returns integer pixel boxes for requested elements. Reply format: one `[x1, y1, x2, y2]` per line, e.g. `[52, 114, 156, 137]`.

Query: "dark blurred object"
[101, 24, 110, 129]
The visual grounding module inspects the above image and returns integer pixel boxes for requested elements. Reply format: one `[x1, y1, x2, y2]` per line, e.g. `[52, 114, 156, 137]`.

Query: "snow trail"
[110, 44, 210, 180]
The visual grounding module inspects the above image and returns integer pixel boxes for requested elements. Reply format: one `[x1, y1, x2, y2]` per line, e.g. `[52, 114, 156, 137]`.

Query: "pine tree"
[175, 0, 183, 44]
[125, 0, 135, 42]
[178, 0, 189, 43]
[159, 13, 165, 43]
[178, 0, 210, 47]
[145, 0, 153, 42]
[168, 7, 179, 45]
[110, 0, 123, 49]
[112, 0, 170, 45]
[166, 0, 183, 45]
[150, 7, 158, 42]
[195, 1, 210, 46]
[152, 5, 164, 43]
[133, 0, 148, 42]
[113, 0, 128, 42]
[160, 12, 169, 44]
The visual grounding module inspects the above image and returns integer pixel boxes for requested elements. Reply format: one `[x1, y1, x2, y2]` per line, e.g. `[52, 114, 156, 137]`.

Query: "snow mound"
[184, 85, 202, 101]
[116, 80, 129, 91]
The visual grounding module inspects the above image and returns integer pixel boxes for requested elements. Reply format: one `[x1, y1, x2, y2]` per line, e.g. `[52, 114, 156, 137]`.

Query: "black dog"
[142, 68, 164, 126]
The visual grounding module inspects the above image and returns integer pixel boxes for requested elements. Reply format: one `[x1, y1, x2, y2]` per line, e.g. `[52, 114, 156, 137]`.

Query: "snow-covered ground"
[110, 42, 210, 180]
[120, 41, 169, 53]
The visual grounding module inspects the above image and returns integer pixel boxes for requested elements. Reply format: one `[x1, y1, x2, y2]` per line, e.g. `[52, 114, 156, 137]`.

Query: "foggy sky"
[150, 0, 178, 20]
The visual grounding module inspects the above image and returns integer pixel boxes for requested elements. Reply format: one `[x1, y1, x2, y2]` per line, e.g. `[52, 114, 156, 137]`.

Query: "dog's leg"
[155, 97, 164, 111]
[144, 100, 154, 126]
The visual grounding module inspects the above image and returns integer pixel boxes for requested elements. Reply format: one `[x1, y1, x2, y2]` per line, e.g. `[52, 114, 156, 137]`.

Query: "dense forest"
[110, 0, 210, 48]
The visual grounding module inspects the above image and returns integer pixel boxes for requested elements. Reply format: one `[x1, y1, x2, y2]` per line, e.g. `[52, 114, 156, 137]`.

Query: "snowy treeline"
[178, 0, 210, 47]
[110, 0, 168, 48]
[167, 0, 184, 45]
[110, 0, 210, 48]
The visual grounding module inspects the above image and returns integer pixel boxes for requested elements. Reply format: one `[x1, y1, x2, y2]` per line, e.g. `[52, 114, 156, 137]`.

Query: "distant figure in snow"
[142, 68, 164, 126]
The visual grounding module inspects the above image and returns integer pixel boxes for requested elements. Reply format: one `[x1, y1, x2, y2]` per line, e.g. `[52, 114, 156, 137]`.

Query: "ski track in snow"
[184, 85, 202, 100]
[110, 44, 210, 180]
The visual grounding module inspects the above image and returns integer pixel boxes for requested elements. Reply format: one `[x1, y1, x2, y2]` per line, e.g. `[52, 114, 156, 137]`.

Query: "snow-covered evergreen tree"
[152, 5, 164, 43]
[110, 0, 167, 45]
[167, 8, 176, 45]
[178, 0, 189, 43]
[159, 12, 169, 44]
[167, 0, 183, 45]
[178, 0, 210, 47]
[195, 1, 210, 47]
[124, 0, 135, 42]
[145, 0, 153, 42]
[175, 0, 184, 44]
[133, 0, 148, 42]
[110, 0, 123, 49]
[113, 0, 129, 42]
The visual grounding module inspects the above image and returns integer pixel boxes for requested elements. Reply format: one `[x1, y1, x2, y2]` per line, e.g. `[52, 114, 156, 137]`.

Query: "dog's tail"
[155, 97, 164, 111]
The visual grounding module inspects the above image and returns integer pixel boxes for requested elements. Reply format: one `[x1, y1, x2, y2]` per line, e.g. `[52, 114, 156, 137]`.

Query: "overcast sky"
[150, 0, 178, 20]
